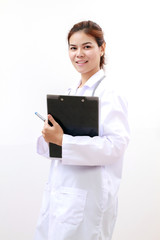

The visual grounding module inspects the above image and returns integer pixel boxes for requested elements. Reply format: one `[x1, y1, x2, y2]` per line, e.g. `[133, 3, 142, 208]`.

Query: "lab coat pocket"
[51, 187, 87, 225]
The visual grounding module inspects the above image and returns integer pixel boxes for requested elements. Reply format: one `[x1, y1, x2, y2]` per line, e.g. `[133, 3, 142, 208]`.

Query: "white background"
[0, 0, 160, 239]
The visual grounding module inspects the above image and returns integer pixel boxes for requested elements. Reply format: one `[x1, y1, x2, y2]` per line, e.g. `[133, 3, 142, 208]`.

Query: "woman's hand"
[42, 114, 63, 146]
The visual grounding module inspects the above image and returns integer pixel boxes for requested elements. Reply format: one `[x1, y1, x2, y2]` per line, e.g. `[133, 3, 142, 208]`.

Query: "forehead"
[69, 31, 97, 45]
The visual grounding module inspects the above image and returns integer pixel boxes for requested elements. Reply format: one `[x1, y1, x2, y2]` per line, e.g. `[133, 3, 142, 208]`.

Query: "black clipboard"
[47, 94, 99, 158]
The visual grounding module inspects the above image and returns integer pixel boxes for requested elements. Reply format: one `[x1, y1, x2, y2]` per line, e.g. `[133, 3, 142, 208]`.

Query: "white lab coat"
[34, 69, 130, 240]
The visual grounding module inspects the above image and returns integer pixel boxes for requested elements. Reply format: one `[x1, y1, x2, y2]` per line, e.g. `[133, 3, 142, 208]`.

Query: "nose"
[76, 48, 84, 58]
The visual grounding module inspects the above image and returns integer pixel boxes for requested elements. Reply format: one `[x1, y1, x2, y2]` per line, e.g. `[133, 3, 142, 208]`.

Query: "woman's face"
[68, 31, 104, 80]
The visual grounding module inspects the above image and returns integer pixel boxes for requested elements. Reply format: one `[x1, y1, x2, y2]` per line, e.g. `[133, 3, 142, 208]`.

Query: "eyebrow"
[69, 42, 93, 46]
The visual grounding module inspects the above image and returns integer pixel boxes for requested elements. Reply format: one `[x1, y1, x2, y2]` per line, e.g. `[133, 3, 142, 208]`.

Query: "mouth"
[76, 60, 88, 65]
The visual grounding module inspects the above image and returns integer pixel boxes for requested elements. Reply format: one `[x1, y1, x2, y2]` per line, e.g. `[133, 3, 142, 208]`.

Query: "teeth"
[77, 61, 87, 63]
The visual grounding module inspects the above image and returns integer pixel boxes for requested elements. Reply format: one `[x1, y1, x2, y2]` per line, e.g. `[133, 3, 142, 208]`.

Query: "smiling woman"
[34, 20, 130, 240]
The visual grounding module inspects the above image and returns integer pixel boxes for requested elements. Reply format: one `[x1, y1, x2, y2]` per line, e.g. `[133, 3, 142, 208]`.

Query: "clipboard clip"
[60, 96, 85, 103]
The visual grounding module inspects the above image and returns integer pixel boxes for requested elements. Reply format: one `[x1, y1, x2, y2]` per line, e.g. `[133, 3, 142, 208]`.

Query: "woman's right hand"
[42, 114, 63, 146]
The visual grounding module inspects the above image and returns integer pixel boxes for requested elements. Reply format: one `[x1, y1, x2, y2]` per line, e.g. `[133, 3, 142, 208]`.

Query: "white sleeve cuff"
[37, 135, 49, 158]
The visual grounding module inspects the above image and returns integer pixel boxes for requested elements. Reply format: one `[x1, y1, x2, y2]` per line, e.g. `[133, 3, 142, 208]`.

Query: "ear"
[100, 42, 106, 56]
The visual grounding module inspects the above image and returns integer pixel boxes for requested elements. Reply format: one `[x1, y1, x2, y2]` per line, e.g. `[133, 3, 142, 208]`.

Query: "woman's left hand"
[42, 114, 63, 146]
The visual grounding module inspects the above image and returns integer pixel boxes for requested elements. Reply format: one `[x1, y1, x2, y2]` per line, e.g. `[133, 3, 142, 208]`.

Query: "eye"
[70, 46, 77, 51]
[84, 45, 91, 49]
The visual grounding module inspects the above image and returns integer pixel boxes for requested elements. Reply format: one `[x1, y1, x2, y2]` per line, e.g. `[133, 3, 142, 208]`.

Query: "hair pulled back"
[68, 20, 106, 69]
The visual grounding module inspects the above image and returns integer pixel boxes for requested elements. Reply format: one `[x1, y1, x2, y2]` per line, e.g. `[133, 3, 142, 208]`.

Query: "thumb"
[48, 114, 57, 126]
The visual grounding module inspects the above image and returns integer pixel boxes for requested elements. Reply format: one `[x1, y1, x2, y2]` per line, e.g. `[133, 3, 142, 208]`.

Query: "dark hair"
[68, 20, 106, 69]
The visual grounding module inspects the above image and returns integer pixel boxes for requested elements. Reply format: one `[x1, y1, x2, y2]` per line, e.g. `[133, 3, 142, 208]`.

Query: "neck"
[79, 75, 89, 88]
[79, 68, 101, 88]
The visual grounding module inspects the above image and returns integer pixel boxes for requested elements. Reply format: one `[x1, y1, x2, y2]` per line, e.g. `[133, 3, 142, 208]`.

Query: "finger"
[48, 114, 57, 126]
[43, 118, 49, 128]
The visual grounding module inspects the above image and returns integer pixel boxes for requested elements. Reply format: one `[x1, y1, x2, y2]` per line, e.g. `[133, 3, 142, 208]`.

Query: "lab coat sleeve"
[37, 135, 49, 158]
[62, 90, 130, 166]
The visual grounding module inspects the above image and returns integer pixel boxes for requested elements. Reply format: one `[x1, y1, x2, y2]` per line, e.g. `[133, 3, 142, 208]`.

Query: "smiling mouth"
[76, 60, 88, 64]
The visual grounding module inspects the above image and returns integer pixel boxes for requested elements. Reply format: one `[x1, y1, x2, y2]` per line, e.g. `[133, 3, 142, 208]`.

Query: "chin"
[75, 67, 91, 74]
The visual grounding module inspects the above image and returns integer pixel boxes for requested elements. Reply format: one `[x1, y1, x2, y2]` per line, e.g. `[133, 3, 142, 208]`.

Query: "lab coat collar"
[67, 69, 105, 94]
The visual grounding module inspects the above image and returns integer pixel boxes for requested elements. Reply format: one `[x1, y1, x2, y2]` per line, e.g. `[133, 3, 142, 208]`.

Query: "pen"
[35, 112, 46, 122]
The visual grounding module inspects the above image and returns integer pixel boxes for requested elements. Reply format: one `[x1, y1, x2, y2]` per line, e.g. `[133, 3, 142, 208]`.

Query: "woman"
[34, 20, 130, 240]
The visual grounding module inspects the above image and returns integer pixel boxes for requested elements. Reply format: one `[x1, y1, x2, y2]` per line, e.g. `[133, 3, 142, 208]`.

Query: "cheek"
[89, 51, 101, 63]
[69, 52, 75, 62]
[88, 48, 100, 58]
